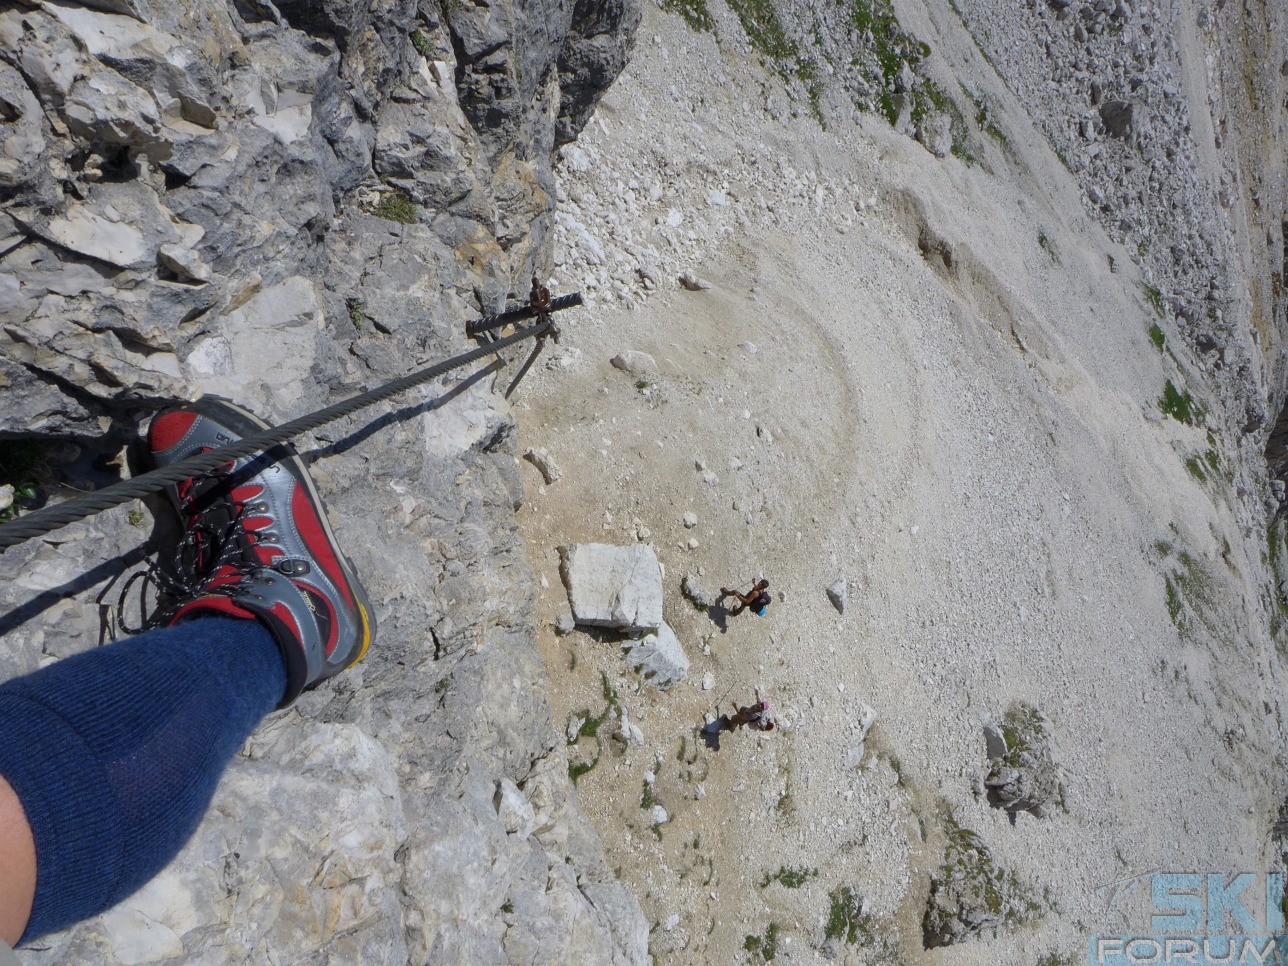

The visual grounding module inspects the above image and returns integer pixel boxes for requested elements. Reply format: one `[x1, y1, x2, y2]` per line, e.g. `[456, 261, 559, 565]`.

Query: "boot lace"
[117, 462, 267, 634]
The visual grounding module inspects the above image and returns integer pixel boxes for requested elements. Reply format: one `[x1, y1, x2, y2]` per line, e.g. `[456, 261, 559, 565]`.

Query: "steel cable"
[0, 316, 556, 551]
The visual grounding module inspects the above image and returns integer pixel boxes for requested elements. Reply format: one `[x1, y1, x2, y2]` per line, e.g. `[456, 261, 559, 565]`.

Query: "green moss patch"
[1159, 379, 1201, 425]
[371, 190, 418, 224]
[743, 922, 780, 961]
[761, 865, 817, 889]
[661, 0, 715, 32]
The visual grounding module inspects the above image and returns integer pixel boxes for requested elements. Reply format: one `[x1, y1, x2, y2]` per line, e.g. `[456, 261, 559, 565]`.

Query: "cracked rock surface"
[0, 0, 646, 961]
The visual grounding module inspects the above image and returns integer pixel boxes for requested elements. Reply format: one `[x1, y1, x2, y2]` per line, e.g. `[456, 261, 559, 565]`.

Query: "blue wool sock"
[0, 617, 285, 942]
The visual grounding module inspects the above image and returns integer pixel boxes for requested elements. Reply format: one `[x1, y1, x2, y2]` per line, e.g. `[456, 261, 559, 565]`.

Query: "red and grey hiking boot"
[148, 397, 375, 707]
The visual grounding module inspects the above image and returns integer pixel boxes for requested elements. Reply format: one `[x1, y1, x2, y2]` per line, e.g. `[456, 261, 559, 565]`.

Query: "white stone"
[826, 579, 847, 614]
[42, 205, 150, 269]
[682, 511, 698, 528]
[157, 243, 210, 282]
[619, 709, 645, 747]
[610, 350, 656, 375]
[650, 805, 669, 825]
[622, 621, 689, 688]
[560, 543, 663, 631]
[679, 271, 711, 291]
[98, 904, 184, 965]
[702, 671, 714, 690]
[523, 447, 563, 484]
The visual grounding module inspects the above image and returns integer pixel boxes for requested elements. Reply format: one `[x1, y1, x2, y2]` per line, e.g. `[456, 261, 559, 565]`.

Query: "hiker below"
[727, 689, 774, 732]
[722, 578, 771, 617]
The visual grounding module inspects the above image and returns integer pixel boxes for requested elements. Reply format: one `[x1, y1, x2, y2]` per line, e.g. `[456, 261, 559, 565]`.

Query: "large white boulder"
[559, 543, 663, 631]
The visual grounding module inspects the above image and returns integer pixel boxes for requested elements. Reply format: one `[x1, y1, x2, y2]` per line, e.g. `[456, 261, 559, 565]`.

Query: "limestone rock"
[0, 0, 647, 961]
[826, 578, 847, 614]
[610, 350, 656, 375]
[983, 721, 1007, 760]
[623, 621, 689, 688]
[157, 243, 210, 283]
[618, 708, 644, 747]
[555, 0, 642, 145]
[185, 276, 323, 411]
[523, 447, 563, 484]
[844, 701, 877, 768]
[494, 778, 538, 840]
[1100, 99, 1143, 140]
[682, 573, 715, 608]
[679, 271, 711, 290]
[560, 543, 663, 631]
[0, 62, 45, 189]
[922, 821, 1040, 947]
[983, 703, 1065, 817]
[554, 607, 576, 634]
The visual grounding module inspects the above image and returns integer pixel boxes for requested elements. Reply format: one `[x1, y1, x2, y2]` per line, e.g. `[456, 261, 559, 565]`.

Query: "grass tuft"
[743, 922, 779, 961]
[825, 885, 873, 944]
[660, 0, 715, 32]
[760, 865, 817, 889]
[0, 440, 49, 523]
[371, 190, 418, 224]
[1159, 379, 1200, 425]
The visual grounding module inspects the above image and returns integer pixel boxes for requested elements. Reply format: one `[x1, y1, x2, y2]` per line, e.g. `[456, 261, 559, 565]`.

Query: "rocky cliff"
[0, 0, 647, 962]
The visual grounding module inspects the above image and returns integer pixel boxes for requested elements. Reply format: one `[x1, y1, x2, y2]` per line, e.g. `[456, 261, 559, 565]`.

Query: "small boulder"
[681, 574, 715, 608]
[982, 703, 1065, 817]
[610, 350, 656, 375]
[618, 708, 644, 748]
[623, 621, 689, 688]
[157, 243, 210, 283]
[983, 721, 1007, 759]
[523, 447, 563, 484]
[826, 579, 847, 614]
[679, 272, 711, 291]
[1100, 99, 1142, 140]
[923, 822, 1040, 947]
[554, 607, 575, 634]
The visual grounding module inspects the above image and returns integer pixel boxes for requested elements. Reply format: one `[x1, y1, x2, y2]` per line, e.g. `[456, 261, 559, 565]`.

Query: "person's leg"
[0, 396, 376, 944]
[0, 617, 284, 943]
[0, 775, 36, 947]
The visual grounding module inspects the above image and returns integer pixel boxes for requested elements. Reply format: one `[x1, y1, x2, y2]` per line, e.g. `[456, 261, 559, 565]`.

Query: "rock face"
[559, 543, 663, 631]
[0, 0, 645, 962]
